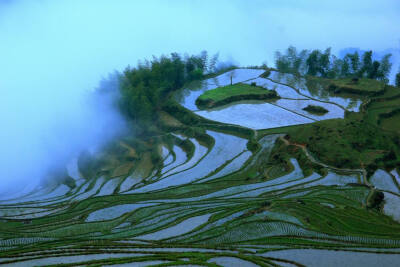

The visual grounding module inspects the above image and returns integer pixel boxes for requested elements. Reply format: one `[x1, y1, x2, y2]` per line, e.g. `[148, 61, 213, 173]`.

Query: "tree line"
[275, 46, 393, 83]
[118, 51, 219, 128]
[101, 47, 399, 131]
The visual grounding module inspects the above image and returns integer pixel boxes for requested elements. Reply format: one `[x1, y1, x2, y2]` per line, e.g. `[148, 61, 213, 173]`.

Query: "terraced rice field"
[1, 69, 400, 266]
[268, 70, 363, 112]
[185, 69, 355, 129]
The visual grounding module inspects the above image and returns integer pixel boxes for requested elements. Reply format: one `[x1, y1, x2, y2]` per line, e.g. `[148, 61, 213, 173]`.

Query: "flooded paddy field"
[1, 69, 399, 267]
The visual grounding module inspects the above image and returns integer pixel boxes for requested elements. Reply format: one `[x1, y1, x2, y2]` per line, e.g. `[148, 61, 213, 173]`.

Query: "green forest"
[118, 51, 220, 129]
[275, 46, 393, 82]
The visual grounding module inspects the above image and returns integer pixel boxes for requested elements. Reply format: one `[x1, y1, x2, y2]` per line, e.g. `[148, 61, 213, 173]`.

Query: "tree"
[118, 52, 211, 129]
[297, 49, 309, 74]
[328, 55, 342, 79]
[306, 50, 321, 76]
[274, 46, 309, 74]
[287, 46, 307, 74]
[200, 50, 208, 72]
[229, 70, 237, 85]
[275, 51, 290, 73]
[348, 51, 360, 74]
[360, 51, 373, 77]
[341, 56, 351, 77]
[185, 54, 206, 81]
[319, 48, 332, 77]
[208, 52, 219, 73]
[305, 48, 333, 77]
[274, 46, 392, 82]
[286, 46, 298, 71]
[378, 54, 392, 83]
[396, 72, 400, 88]
[368, 61, 380, 79]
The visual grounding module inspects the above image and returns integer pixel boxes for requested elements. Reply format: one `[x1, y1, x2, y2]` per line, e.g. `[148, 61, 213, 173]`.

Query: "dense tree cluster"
[275, 46, 392, 83]
[118, 51, 218, 127]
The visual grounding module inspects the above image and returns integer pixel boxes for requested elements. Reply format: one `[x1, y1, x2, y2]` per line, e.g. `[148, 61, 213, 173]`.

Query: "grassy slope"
[364, 85, 400, 132]
[259, 78, 400, 173]
[306, 76, 386, 98]
[381, 113, 400, 132]
[286, 119, 399, 169]
[330, 78, 385, 94]
[198, 83, 270, 102]
[2, 69, 400, 265]
[196, 83, 278, 109]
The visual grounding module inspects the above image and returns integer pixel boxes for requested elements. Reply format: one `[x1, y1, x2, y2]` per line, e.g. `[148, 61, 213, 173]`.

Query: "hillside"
[1, 65, 400, 266]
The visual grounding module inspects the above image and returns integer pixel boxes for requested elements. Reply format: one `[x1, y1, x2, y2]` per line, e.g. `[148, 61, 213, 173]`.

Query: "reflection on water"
[174, 68, 265, 111]
[268, 70, 362, 112]
[195, 100, 314, 129]
[274, 98, 345, 120]
[243, 77, 306, 99]
[176, 68, 363, 130]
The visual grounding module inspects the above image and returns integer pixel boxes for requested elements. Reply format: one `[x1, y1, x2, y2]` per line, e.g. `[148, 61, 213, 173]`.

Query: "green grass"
[306, 76, 386, 97]
[363, 92, 400, 132]
[375, 85, 400, 99]
[196, 83, 278, 109]
[368, 97, 400, 110]
[284, 118, 400, 171]
[380, 112, 400, 132]
[329, 78, 386, 95]
[198, 83, 270, 102]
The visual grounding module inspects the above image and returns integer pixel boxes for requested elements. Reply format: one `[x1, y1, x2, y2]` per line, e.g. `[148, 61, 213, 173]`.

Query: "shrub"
[302, 105, 329, 115]
[247, 139, 260, 152]
[367, 190, 384, 210]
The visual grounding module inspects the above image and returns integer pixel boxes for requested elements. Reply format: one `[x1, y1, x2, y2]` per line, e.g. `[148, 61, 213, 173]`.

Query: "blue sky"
[1, 0, 399, 81]
[0, 0, 399, 192]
